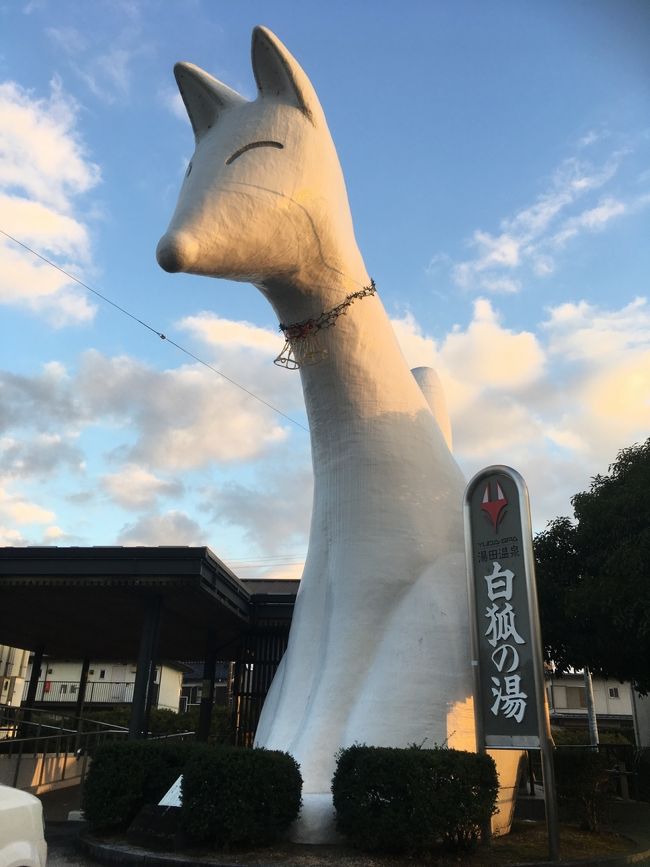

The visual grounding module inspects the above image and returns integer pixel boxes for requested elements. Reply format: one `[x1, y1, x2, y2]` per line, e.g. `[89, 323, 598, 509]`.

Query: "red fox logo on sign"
[481, 480, 508, 531]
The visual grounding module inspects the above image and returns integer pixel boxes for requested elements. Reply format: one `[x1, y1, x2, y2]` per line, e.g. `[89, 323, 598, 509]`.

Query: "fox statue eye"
[226, 140, 284, 165]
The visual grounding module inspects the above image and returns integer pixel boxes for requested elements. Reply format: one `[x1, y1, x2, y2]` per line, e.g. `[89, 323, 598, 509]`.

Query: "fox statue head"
[157, 26, 368, 316]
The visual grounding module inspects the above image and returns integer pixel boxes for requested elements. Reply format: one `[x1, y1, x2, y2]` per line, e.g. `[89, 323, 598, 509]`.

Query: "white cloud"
[0, 433, 84, 479]
[392, 296, 650, 528]
[391, 300, 545, 416]
[543, 297, 649, 360]
[0, 526, 27, 546]
[117, 510, 206, 546]
[102, 464, 184, 510]
[46, 21, 145, 104]
[0, 342, 299, 476]
[76, 351, 291, 469]
[43, 525, 66, 541]
[578, 130, 601, 148]
[0, 287, 645, 552]
[0, 79, 100, 324]
[0, 80, 99, 211]
[479, 277, 522, 295]
[178, 313, 280, 355]
[203, 455, 313, 556]
[0, 486, 54, 525]
[551, 197, 626, 247]
[444, 147, 647, 295]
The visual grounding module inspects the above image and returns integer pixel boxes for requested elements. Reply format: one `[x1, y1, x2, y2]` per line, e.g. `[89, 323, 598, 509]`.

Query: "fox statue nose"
[156, 232, 199, 273]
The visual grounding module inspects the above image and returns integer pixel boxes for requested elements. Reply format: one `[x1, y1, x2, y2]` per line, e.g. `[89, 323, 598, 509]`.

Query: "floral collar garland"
[274, 280, 377, 369]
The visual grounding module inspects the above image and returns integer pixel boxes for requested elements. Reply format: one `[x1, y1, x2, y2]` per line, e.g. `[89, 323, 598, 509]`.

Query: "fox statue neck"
[261, 262, 432, 468]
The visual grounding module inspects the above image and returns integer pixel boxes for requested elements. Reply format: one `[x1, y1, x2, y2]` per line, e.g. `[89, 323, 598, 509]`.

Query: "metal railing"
[20, 679, 140, 704]
[0, 704, 129, 792]
[0, 704, 195, 793]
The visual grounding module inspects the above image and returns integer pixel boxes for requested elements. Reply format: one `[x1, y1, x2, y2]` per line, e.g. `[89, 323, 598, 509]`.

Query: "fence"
[20, 679, 141, 704]
[525, 743, 642, 801]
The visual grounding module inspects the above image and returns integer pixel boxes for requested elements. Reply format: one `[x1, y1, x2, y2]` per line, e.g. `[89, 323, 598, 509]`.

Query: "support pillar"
[129, 596, 162, 740]
[74, 657, 90, 749]
[197, 631, 217, 742]
[20, 645, 44, 737]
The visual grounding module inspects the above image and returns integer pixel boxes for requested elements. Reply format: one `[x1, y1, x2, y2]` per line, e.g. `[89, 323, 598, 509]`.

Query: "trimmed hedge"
[180, 747, 302, 847]
[332, 745, 498, 853]
[554, 749, 610, 832]
[82, 739, 196, 831]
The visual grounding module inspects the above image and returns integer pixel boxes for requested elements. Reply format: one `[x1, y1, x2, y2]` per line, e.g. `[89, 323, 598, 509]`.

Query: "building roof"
[0, 547, 299, 661]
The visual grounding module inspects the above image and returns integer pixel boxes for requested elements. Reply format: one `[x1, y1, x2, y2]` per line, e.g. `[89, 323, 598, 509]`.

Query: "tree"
[535, 439, 650, 694]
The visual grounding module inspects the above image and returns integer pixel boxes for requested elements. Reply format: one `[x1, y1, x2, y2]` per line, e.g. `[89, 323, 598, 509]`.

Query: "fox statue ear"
[251, 26, 321, 124]
[174, 62, 246, 142]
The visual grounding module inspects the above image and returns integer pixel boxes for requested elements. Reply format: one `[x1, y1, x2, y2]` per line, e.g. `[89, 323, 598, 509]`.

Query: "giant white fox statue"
[157, 26, 519, 842]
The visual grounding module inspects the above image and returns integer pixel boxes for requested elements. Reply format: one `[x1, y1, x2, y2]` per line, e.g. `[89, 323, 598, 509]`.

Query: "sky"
[0, 0, 648, 581]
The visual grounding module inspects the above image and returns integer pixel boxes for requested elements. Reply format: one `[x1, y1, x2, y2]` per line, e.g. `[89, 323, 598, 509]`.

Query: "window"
[609, 687, 620, 699]
[59, 684, 67, 694]
[89, 669, 94, 675]
[99, 669, 106, 679]
[565, 686, 587, 708]
[70, 684, 78, 694]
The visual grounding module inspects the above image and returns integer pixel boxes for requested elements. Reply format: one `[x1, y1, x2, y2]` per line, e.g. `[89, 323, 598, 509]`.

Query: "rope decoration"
[274, 280, 377, 369]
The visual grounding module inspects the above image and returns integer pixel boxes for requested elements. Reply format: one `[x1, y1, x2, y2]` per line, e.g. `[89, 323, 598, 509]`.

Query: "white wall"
[0, 645, 29, 707]
[23, 658, 182, 710]
[158, 666, 183, 711]
[547, 674, 633, 717]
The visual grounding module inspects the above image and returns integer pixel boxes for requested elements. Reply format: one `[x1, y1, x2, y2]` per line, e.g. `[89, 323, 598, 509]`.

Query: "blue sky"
[0, 0, 648, 578]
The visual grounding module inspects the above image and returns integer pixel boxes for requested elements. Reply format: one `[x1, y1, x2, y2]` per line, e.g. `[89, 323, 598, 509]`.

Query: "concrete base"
[288, 793, 342, 844]
[490, 750, 525, 837]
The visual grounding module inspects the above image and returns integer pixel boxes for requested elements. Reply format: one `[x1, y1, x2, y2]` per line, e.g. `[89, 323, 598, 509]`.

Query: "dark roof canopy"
[0, 547, 298, 660]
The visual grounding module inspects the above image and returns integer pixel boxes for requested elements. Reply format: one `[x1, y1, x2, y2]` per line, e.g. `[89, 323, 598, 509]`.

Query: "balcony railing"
[21, 680, 145, 704]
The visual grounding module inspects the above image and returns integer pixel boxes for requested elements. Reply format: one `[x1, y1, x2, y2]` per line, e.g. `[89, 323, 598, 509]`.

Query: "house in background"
[545, 670, 639, 742]
[179, 660, 232, 713]
[0, 644, 29, 708]
[23, 657, 186, 712]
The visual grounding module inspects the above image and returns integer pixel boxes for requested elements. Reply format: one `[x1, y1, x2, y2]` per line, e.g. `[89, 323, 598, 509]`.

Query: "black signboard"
[464, 466, 545, 749]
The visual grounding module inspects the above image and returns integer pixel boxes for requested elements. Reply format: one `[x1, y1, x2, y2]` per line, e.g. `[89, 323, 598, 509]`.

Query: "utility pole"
[583, 667, 599, 750]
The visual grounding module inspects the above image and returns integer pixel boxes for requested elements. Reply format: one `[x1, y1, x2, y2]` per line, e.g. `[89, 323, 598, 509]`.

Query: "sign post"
[464, 465, 559, 861]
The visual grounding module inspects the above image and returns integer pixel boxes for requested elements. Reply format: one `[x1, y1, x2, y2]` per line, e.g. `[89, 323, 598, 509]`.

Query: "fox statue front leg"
[157, 25, 520, 843]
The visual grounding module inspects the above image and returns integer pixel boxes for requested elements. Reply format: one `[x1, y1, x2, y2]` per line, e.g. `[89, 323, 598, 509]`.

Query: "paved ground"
[45, 822, 98, 867]
[38, 785, 650, 866]
[38, 787, 98, 867]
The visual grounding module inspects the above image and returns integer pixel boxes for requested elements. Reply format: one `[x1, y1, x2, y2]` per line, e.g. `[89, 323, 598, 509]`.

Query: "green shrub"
[167, 706, 234, 744]
[180, 747, 302, 847]
[554, 749, 610, 831]
[82, 739, 197, 831]
[332, 745, 498, 853]
[84, 706, 234, 743]
[552, 727, 633, 746]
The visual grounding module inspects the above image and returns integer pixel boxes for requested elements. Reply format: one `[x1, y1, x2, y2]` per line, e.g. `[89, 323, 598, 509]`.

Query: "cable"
[0, 229, 309, 433]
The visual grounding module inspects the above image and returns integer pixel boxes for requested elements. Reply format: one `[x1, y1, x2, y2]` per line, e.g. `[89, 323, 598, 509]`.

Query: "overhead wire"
[0, 229, 309, 433]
